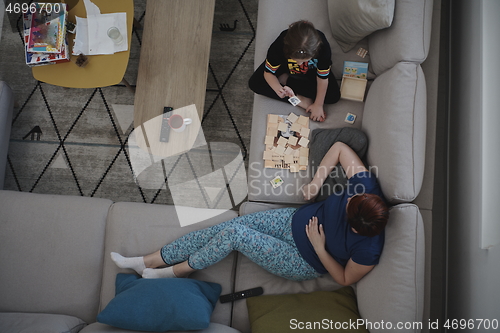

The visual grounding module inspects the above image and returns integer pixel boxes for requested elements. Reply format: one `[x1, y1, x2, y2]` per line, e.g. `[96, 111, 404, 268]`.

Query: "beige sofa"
[0, 190, 423, 333]
[0, 0, 432, 332]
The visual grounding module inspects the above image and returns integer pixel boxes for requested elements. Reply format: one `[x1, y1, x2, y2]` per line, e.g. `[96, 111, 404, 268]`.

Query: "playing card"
[288, 96, 301, 106]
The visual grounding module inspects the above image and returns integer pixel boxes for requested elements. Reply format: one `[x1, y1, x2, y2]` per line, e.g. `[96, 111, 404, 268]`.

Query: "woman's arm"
[302, 142, 367, 201]
[306, 77, 328, 122]
[306, 217, 374, 286]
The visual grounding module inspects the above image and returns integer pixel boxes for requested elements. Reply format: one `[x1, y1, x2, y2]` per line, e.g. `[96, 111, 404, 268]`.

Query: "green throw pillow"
[97, 274, 221, 332]
[246, 287, 368, 332]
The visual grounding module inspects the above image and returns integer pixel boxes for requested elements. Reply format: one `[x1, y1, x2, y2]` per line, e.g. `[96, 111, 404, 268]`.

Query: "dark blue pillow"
[97, 274, 222, 332]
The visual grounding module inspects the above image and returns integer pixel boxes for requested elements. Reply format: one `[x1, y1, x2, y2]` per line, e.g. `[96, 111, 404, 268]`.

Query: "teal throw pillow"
[97, 274, 221, 332]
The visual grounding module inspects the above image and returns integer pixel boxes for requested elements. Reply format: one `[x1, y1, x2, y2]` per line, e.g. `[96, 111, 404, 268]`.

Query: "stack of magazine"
[23, 2, 69, 67]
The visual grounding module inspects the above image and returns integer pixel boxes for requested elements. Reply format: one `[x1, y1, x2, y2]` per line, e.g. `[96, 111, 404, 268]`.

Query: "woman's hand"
[305, 217, 326, 252]
[301, 181, 321, 201]
[306, 102, 326, 122]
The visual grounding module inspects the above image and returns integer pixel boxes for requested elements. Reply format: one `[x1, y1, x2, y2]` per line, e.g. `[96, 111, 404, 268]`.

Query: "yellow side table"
[32, 0, 134, 88]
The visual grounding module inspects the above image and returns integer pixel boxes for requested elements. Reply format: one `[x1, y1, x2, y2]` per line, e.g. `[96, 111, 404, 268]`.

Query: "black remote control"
[160, 107, 173, 142]
[219, 287, 263, 303]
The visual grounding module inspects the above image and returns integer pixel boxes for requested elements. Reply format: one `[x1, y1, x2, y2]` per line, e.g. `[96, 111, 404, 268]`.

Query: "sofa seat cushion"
[0, 312, 86, 333]
[80, 322, 242, 333]
[328, 0, 395, 53]
[247, 287, 367, 332]
[362, 62, 427, 204]
[100, 202, 239, 327]
[97, 274, 221, 332]
[0, 190, 113, 324]
[356, 204, 425, 332]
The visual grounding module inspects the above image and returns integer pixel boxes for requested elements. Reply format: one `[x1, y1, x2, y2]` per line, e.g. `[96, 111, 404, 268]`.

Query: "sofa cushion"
[328, 0, 395, 53]
[0, 312, 86, 333]
[97, 274, 221, 332]
[80, 322, 242, 333]
[247, 287, 367, 333]
[0, 81, 14, 190]
[369, 0, 433, 74]
[0, 190, 113, 324]
[361, 62, 426, 204]
[356, 204, 425, 332]
[100, 202, 238, 327]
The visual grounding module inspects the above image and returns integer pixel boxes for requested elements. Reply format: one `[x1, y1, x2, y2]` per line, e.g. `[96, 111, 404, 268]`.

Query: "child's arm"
[306, 77, 328, 121]
[264, 72, 291, 99]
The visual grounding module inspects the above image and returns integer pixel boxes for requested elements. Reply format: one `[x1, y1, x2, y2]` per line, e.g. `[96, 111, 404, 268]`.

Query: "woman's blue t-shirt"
[292, 171, 386, 274]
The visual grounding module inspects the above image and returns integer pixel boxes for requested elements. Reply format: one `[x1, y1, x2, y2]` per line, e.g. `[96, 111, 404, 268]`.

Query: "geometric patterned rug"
[1, 0, 257, 208]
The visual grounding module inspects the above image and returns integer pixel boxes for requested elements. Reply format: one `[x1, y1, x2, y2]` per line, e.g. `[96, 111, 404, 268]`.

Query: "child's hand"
[282, 86, 295, 97]
[277, 86, 294, 99]
[306, 103, 326, 122]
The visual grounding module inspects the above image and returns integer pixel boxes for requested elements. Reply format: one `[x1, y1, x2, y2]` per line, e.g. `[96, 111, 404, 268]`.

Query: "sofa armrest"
[0, 81, 14, 190]
[356, 204, 425, 332]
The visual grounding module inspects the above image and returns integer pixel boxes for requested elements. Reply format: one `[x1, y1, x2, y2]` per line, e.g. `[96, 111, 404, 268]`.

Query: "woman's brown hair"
[283, 20, 322, 60]
[346, 193, 389, 237]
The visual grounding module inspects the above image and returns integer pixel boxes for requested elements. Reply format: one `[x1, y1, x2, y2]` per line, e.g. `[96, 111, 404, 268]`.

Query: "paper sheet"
[72, 0, 128, 55]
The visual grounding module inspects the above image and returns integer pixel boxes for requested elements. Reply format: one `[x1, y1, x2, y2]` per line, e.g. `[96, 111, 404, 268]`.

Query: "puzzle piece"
[300, 127, 310, 137]
[288, 136, 298, 146]
[290, 122, 302, 132]
[277, 122, 288, 132]
[287, 112, 299, 123]
[298, 137, 309, 147]
[277, 136, 288, 147]
[284, 146, 294, 155]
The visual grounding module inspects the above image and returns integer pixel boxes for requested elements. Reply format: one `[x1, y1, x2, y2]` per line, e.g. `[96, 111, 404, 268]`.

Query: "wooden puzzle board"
[263, 113, 310, 172]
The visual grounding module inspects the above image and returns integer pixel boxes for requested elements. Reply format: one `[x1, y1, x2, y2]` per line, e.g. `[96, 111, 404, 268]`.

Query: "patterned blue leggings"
[161, 208, 321, 281]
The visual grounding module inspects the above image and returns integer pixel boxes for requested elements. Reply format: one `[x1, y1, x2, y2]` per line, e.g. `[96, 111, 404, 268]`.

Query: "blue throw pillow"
[97, 274, 222, 332]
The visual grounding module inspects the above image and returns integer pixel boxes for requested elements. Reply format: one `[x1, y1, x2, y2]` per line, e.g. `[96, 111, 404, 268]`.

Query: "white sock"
[110, 252, 146, 275]
[142, 266, 177, 279]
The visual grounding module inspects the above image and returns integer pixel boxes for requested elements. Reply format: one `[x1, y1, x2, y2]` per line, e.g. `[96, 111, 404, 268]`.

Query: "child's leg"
[187, 223, 321, 281]
[287, 75, 341, 105]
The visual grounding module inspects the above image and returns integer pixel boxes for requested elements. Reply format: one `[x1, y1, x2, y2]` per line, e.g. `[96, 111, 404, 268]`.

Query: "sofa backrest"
[0, 190, 112, 324]
[362, 62, 427, 204]
[369, 0, 434, 75]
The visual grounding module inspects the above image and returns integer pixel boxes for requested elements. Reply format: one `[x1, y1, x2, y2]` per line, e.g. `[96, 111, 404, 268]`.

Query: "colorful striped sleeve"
[265, 59, 280, 74]
[317, 66, 331, 79]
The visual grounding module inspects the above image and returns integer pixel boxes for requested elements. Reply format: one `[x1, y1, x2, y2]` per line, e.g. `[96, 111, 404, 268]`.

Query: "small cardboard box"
[340, 61, 368, 102]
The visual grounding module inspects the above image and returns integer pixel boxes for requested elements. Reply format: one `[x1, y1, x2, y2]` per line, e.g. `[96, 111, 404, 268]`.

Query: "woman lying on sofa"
[248, 20, 340, 122]
[112, 142, 389, 286]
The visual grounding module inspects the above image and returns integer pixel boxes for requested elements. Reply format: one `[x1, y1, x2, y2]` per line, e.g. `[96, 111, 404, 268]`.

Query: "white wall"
[448, 0, 500, 329]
